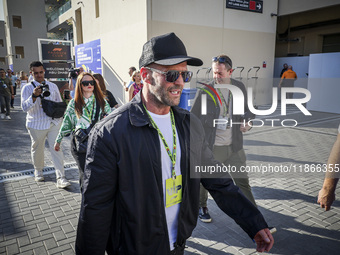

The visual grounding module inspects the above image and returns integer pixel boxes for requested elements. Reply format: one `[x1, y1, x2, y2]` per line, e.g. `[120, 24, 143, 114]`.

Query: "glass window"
[323, 33, 340, 53]
[13, 16, 22, 28]
[15, 46, 24, 58]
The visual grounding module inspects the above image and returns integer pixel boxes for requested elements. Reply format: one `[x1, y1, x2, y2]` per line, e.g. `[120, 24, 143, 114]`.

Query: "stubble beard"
[149, 77, 182, 107]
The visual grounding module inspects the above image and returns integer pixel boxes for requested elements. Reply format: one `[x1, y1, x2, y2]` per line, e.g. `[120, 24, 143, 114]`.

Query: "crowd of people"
[0, 68, 30, 120]
[3, 32, 336, 255]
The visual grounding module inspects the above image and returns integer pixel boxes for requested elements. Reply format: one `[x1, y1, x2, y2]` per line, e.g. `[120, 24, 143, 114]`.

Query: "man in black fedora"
[75, 32, 274, 255]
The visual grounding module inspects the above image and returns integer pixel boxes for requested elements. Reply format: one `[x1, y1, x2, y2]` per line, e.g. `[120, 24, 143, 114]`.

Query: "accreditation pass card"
[165, 175, 182, 208]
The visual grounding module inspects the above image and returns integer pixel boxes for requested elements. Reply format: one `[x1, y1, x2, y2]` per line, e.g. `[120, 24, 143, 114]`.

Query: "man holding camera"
[69, 66, 83, 99]
[0, 68, 14, 120]
[191, 55, 257, 222]
[21, 61, 70, 188]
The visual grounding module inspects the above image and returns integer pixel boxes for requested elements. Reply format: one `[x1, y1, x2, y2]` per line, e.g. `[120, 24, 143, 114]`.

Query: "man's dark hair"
[0, 68, 5, 72]
[213, 54, 232, 70]
[129, 66, 136, 72]
[29, 61, 44, 70]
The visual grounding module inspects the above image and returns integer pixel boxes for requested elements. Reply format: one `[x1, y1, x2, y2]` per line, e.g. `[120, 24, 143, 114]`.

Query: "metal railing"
[247, 66, 260, 79]
[232, 66, 244, 80]
[196, 67, 212, 83]
[47, 1, 72, 24]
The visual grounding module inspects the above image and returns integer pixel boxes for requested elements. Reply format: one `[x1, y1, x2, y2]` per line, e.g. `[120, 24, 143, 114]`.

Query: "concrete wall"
[275, 5, 340, 57]
[5, 0, 47, 73]
[274, 56, 309, 79]
[307, 52, 340, 114]
[147, 0, 279, 105]
[278, 0, 340, 16]
[70, 0, 147, 103]
[0, 21, 7, 69]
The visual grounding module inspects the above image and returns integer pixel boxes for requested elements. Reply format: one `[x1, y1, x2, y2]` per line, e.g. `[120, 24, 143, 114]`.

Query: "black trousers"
[170, 243, 186, 255]
[170, 248, 185, 255]
[71, 137, 85, 192]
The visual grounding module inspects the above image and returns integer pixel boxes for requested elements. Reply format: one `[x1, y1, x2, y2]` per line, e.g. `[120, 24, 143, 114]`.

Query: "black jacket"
[106, 90, 118, 108]
[191, 79, 255, 152]
[75, 92, 267, 255]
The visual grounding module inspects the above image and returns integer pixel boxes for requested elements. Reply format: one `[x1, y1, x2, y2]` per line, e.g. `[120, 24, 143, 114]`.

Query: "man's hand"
[318, 184, 336, 211]
[32, 86, 42, 102]
[253, 228, 274, 253]
[54, 142, 61, 152]
[240, 123, 252, 133]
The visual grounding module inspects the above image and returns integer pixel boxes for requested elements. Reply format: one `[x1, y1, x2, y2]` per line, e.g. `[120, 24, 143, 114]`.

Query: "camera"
[0, 81, 7, 89]
[74, 128, 88, 140]
[40, 81, 50, 97]
[69, 68, 80, 79]
[63, 90, 70, 100]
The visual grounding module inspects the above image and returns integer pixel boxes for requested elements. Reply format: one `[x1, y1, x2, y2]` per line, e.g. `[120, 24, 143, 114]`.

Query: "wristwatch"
[32, 93, 39, 98]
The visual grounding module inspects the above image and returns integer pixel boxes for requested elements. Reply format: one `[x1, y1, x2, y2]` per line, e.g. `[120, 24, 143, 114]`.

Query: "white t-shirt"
[148, 110, 181, 250]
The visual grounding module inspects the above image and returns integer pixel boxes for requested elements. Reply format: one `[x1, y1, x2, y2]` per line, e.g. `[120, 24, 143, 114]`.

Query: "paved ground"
[0, 90, 340, 254]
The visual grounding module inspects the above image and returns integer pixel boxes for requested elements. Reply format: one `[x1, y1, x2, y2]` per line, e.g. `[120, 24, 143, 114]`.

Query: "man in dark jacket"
[0, 68, 14, 120]
[75, 33, 274, 255]
[191, 55, 257, 223]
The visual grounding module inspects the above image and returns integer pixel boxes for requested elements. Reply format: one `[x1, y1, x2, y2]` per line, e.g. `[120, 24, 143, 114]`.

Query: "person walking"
[93, 73, 119, 109]
[21, 61, 70, 188]
[7, 69, 18, 108]
[124, 66, 136, 91]
[75, 32, 273, 255]
[54, 72, 111, 190]
[280, 63, 288, 78]
[128, 70, 143, 101]
[279, 65, 297, 99]
[191, 55, 257, 223]
[0, 68, 14, 120]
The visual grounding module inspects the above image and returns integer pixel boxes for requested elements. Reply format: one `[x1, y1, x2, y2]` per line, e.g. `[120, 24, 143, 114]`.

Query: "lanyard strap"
[85, 97, 95, 122]
[218, 88, 231, 118]
[144, 105, 177, 179]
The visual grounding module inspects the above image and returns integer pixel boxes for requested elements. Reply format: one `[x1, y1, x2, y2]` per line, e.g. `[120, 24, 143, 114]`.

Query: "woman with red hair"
[54, 72, 111, 190]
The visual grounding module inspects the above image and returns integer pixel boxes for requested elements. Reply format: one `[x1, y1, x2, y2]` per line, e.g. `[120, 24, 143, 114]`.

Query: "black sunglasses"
[82, 80, 95, 86]
[145, 67, 193, 83]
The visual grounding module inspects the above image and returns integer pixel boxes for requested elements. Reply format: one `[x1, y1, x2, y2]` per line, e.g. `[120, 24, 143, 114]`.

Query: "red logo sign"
[249, 1, 256, 10]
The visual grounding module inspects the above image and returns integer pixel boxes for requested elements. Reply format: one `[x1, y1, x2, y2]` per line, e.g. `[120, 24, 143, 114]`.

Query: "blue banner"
[75, 39, 102, 74]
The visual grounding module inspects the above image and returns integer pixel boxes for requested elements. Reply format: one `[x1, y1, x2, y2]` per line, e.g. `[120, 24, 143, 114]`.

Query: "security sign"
[226, 0, 263, 13]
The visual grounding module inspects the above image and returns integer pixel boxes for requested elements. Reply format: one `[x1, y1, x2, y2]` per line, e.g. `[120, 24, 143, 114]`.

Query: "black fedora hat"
[139, 32, 203, 69]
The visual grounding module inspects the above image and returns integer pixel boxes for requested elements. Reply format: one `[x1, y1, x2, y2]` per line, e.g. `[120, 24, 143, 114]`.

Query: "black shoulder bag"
[72, 99, 101, 154]
[31, 82, 67, 119]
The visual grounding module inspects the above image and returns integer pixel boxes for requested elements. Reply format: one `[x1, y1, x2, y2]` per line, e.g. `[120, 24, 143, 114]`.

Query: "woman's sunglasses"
[82, 80, 95, 86]
[145, 67, 193, 83]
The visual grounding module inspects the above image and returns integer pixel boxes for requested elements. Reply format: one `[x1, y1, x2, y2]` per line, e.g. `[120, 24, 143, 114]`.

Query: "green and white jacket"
[56, 94, 111, 144]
